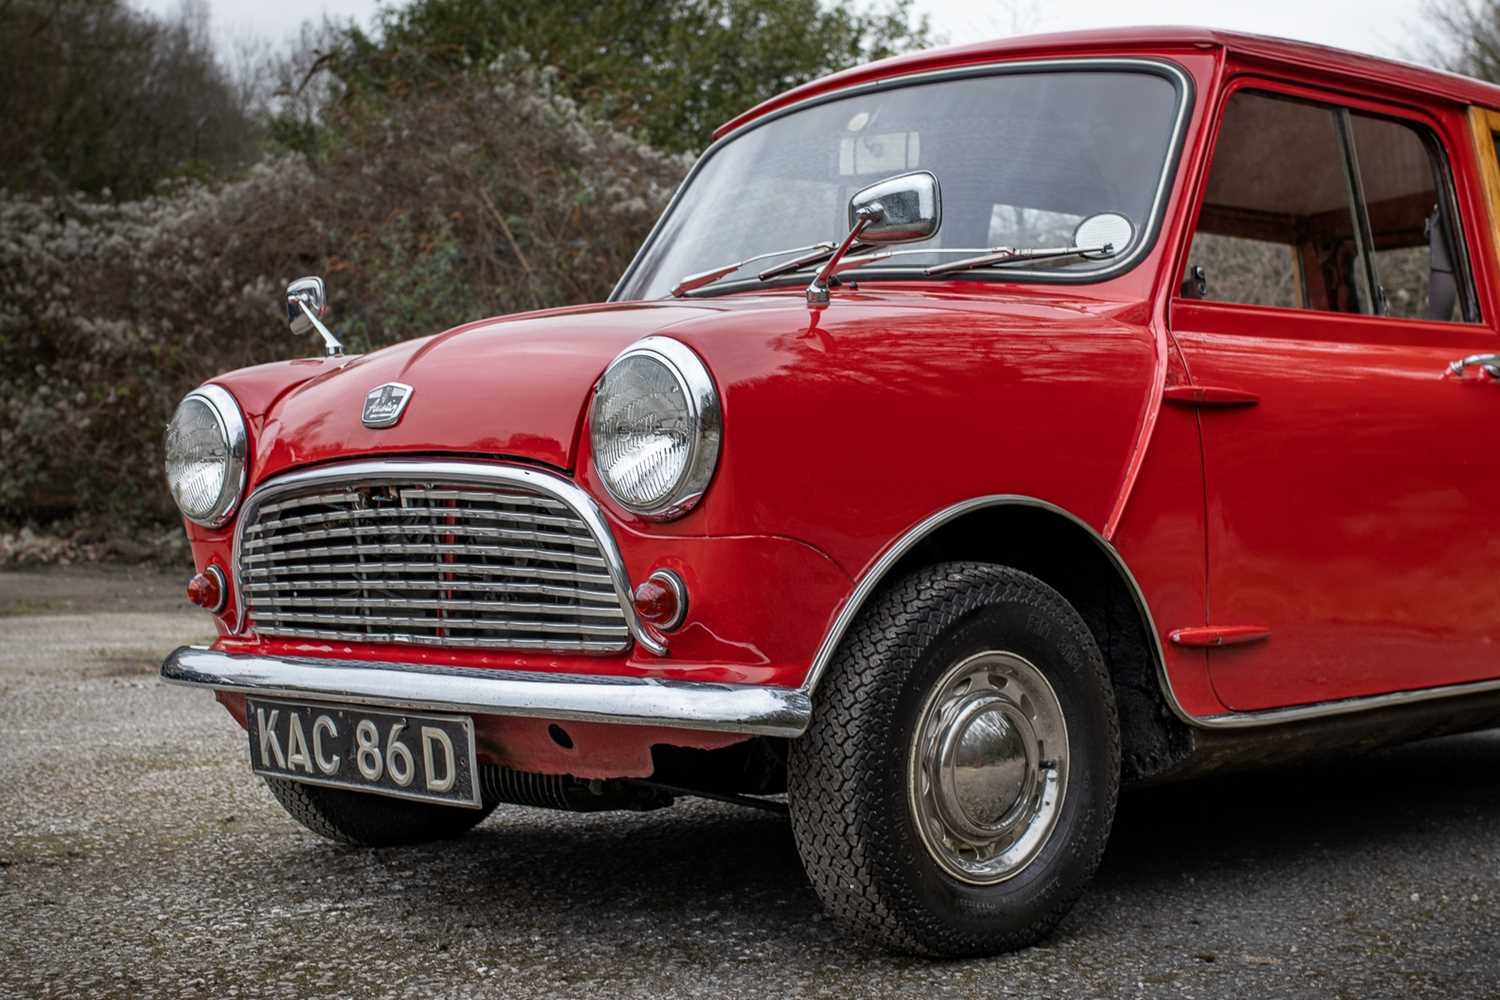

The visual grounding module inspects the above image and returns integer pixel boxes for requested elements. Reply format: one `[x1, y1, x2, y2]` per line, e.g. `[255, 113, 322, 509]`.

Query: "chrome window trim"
[168, 384, 249, 528]
[799, 494, 1500, 730]
[591, 336, 723, 520]
[610, 57, 1196, 301]
[161, 645, 811, 738]
[229, 459, 667, 656]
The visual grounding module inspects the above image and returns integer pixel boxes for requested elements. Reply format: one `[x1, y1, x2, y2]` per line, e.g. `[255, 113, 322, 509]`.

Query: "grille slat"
[242, 521, 599, 553]
[238, 478, 631, 653]
[254, 611, 630, 636]
[243, 504, 587, 534]
[254, 595, 626, 618]
[241, 540, 608, 569]
[254, 625, 626, 651]
[241, 560, 615, 586]
[245, 577, 619, 602]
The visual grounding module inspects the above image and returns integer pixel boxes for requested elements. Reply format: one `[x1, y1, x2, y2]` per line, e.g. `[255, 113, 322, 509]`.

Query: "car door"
[1169, 80, 1500, 712]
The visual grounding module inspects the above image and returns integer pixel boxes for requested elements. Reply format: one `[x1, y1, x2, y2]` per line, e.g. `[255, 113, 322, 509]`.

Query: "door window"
[1351, 113, 1463, 320]
[1182, 89, 1476, 323]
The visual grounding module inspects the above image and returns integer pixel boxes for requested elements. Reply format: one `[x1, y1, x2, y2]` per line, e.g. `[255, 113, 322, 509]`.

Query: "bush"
[0, 61, 687, 534]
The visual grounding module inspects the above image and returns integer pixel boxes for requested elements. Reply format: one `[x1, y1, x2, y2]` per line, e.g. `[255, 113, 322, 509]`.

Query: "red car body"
[161, 27, 1500, 953]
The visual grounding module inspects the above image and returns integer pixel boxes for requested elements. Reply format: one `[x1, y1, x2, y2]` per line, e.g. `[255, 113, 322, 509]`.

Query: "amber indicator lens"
[632, 573, 685, 630]
[187, 571, 222, 611]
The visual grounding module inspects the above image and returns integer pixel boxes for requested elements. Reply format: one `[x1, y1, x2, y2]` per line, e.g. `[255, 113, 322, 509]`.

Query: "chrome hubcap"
[908, 651, 1069, 884]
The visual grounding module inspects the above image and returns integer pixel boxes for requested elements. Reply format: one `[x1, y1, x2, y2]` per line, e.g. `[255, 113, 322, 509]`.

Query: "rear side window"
[1182, 89, 1476, 323]
[1351, 113, 1461, 320]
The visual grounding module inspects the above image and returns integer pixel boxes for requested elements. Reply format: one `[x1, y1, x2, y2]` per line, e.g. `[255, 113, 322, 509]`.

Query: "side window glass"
[1350, 113, 1471, 322]
[1184, 92, 1368, 313]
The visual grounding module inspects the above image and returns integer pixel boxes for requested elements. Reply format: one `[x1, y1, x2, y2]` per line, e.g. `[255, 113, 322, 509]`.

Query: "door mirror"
[848, 170, 941, 244]
[286, 276, 328, 336]
[285, 276, 343, 357]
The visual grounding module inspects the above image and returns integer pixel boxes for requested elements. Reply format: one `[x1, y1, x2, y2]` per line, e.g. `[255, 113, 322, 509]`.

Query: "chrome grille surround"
[231, 460, 665, 656]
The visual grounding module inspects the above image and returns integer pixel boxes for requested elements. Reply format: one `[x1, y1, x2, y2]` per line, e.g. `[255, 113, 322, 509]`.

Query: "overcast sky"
[140, 0, 1438, 65]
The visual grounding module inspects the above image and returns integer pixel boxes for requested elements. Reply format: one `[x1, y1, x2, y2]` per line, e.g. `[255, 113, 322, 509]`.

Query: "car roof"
[713, 26, 1500, 141]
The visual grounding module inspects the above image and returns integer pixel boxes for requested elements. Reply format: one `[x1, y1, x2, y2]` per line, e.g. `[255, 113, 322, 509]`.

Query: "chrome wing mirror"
[286, 276, 344, 358]
[808, 170, 941, 308]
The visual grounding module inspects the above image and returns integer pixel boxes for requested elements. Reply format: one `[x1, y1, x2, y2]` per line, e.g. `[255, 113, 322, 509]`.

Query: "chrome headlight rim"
[591, 336, 722, 521]
[165, 384, 248, 529]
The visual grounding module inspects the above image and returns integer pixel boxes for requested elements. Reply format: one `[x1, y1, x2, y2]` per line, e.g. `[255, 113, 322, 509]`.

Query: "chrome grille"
[237, 481, 631, 653]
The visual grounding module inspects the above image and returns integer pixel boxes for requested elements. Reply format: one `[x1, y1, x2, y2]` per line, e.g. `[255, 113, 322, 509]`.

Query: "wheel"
[788, 561, 1120, 957]
[264, 777, 497, 847]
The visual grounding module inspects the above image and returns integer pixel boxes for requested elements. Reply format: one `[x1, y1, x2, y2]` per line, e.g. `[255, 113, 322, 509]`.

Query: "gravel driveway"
[2, 564, 1498, 999]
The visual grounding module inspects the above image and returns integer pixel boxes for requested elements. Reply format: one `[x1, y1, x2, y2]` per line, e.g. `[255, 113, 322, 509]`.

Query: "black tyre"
[264, 777, 497, 847]
[788, 562, 1120, 957]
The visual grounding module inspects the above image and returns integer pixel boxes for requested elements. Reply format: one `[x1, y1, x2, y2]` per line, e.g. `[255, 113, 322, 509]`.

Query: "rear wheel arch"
[805, 497, 1195, 783]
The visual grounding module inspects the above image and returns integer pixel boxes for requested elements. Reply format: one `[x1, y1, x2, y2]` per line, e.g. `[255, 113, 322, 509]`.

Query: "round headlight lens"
[164, 385, 247, 527]
[591, 337, 721, 519]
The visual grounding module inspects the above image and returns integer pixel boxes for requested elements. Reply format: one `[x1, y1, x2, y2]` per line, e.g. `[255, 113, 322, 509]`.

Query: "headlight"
[591, 336, 721, 519]
[164, 385, 248, 527]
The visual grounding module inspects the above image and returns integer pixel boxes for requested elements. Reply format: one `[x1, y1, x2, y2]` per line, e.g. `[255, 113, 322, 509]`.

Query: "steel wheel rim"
[907, 650, 1069, 885]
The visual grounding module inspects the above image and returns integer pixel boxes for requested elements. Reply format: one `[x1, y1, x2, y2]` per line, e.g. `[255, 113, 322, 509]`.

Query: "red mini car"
[161, 27, 1500, 956]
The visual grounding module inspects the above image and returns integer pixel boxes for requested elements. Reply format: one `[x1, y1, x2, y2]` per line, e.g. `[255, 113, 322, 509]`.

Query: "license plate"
[245, 698, 482, 808]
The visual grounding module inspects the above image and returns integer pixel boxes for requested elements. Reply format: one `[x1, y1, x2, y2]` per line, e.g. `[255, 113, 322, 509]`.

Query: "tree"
[316, 0, 935, 154]
[1418, 0, 1500, 81]
[0, 0, 259, 199]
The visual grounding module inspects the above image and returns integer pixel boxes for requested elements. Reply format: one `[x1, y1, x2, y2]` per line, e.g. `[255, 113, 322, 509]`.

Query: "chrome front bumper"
[160, 646, 812, 738]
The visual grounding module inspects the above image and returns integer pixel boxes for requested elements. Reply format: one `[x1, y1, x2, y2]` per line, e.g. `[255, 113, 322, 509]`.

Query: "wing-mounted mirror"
[1071, 212, 1134, 260]
[286, 276, 343, 357]
[808, 170, 943, 307]
[849, 170, 942, 244]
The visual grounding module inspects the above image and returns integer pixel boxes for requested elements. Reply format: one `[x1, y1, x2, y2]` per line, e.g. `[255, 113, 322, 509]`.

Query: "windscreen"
[616, 67, 1184, 299]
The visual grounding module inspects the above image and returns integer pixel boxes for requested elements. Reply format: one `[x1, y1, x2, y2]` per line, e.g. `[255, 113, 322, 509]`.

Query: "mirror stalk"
[297, 300, 344, 358]
[807, 205, 882, 309]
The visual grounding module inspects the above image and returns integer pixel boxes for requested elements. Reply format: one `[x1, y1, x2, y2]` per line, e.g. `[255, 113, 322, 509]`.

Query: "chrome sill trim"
[161, 646, 811, 739]
[1195, 676, 1500, 729]
[229, 459, 666, 656]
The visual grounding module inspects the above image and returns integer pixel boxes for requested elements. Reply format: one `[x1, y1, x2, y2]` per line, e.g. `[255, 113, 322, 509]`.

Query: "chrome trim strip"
[797, 495, 1500, 731]
[162, 646, 811, 738]
[230, 459, 667, 656]
[610, 57, 1195, 300]
[1192, 677, 1500, 728]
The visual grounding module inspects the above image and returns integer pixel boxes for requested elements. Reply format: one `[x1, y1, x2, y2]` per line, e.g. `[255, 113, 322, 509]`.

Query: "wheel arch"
[801, 496, 1196, 782]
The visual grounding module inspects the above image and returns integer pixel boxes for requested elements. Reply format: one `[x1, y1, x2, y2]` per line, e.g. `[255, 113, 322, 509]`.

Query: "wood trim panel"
[1469, 106, 1500, 259]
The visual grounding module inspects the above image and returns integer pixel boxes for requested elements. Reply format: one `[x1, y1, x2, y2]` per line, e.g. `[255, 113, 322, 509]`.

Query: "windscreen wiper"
[671, 242, 836, 297]
[925, 241, 1120, 276]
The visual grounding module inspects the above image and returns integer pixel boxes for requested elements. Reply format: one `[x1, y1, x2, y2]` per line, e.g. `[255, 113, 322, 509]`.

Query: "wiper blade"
[670, 242, 836, 297]
[757, 242, 872, 281]
[925, 242, 1120, 277]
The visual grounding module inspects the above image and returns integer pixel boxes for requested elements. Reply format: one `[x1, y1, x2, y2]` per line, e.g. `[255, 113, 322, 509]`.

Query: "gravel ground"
[2, 564, 1499, 999]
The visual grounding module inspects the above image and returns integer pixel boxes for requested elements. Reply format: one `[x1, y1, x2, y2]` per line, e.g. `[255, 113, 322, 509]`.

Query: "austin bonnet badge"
[362, 382, 414, 428]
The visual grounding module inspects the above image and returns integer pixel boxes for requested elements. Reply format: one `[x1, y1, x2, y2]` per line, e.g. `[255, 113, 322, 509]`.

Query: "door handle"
[1446, 353, 1500, 379]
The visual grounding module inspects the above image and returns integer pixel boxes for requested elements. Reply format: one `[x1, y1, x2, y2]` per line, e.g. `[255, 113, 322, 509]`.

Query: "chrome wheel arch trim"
[798, 494, 1500, 730]
[228, 459, 668, 656]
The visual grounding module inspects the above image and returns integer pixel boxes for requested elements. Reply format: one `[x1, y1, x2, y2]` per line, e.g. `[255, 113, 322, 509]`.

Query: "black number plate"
[245, 698, 481, 808]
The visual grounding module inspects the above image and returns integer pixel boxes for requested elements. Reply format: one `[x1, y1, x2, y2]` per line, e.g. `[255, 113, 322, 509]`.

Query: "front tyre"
[264, 777, 497, 847]
[787, 562, 1120, 957]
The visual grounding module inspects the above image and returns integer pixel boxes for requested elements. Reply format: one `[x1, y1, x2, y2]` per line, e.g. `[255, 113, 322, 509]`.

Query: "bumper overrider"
[160, 646, 812, 738]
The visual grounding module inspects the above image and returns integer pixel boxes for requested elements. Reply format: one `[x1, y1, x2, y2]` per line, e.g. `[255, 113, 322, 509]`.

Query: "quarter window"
[1182, 89, 1475, 322]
